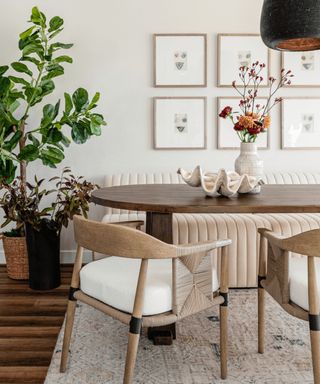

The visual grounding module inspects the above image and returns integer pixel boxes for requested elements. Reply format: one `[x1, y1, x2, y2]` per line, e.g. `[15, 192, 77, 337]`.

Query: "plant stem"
[50, 168, 65, 220]
[18, 121, 27, 190]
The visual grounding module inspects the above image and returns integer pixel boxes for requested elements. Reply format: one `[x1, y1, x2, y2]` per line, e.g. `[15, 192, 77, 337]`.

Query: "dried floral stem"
[220, 61, 293, 144]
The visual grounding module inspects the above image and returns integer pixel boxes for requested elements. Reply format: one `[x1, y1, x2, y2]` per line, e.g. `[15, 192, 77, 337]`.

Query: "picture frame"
[153, 97, 207, 149]
[217, 34, 270, 87]
[281, 97, 320, 149]
[153, 34, 207, 87]
[217, 97, 270, 150]
[281, 51, 320, 87]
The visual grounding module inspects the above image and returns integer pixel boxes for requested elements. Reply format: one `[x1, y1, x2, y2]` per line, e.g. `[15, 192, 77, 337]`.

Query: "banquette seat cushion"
[100, 172, 320, 288]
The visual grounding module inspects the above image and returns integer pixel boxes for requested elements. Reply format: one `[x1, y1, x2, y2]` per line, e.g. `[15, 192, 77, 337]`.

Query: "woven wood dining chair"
[60, 215, 231, 384]
[258, 228, 320, 384]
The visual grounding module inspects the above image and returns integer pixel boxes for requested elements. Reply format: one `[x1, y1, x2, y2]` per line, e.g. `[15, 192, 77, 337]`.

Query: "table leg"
[146, 212, 176, 345]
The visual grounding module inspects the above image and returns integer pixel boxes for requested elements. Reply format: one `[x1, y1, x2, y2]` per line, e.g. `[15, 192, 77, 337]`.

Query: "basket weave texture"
[1, 235, 29, 280]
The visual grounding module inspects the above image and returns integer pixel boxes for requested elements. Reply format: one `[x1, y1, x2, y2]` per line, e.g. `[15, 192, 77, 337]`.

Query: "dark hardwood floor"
[0, 265, 72, 384]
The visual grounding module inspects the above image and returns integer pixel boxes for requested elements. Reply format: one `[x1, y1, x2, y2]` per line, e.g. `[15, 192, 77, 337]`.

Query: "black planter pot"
[25, 220, 61, 290]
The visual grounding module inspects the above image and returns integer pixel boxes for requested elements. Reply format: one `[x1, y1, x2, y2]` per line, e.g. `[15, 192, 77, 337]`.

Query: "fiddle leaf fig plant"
[0, 6, 106, 185]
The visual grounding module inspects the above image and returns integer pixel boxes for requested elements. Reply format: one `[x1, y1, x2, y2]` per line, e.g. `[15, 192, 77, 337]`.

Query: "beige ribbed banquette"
[101, 172, 320, 288]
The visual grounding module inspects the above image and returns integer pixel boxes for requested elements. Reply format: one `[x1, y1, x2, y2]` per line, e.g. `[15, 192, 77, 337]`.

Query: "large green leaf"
[64, 92, 73, 115]
[50, 42, 73, 50]
[8, 100, 20, 114]
[87, 92, 100, 110]
[19, 26, 36, 40]
[0, 77, 11, 97]
[30, 6, 46, 27]
[48, 28, 63, 40]
[0, 103, 18, 125]
[61, 133, 71, 147]
[28, 133, 40, 147]
[54, 100, 60, 118]
[11, 62, 32, 77]
[0, 65, 9, 76]
[47, 128, 63, 144]
[40, 146, 64, 167]
[22, 43, 44, 58]
[18, 144, 39, 161]
[48, 16, 63, 32]
[24, 85, 41, 105]
[71, 121, 89, 144]
[45, 67, 64, 79]
[72, 88, 88, 112]
[30, 6, 41, 23]
[41, 101, 60, 128]
[40, 104, 55, 127]
[19, 31, 41, 50]
[9, 76, 29, 86]
[46, 62, 63, 72]
[53, 55, 73, 64]
[8, 90, 24, 101]
[3, 131, 22, 151]
[20, 56, 41, 67]
[40, 79, 55, 97]
[90, 114, 105, 136]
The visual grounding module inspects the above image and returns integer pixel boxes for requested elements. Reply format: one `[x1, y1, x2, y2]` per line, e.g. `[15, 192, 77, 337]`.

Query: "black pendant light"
[260, 0, 320, 51]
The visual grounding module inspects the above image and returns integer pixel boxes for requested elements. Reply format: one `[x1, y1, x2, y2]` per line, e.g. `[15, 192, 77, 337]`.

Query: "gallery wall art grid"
[152, 33, 320, 151]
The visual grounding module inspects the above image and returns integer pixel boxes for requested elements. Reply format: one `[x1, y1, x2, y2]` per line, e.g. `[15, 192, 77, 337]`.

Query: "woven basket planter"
[1, 235, 29, 280]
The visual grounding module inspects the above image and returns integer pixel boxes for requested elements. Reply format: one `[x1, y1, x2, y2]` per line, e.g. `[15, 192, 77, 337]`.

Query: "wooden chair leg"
[60, 300, 77, 373]
[308, 256, 320, 384]
[258, 286, 265, 354]
[60, 245, 83, 373]
[123, 259, 148, 384]
[220, 304, 228, 380]
[219, 246, 229, 380]
[258, 233, 267, 354]
[123, 329, 141, 384]
[310, 329, 320, 384]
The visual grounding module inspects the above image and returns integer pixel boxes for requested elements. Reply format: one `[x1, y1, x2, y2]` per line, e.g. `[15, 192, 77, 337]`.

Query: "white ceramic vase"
[234, 142, 263, 193]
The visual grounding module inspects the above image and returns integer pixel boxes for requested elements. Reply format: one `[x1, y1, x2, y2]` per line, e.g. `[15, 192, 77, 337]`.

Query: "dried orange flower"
[238, 115, 254, 129]
[263, 115, 271, 129]
[246, 112, 260, 119]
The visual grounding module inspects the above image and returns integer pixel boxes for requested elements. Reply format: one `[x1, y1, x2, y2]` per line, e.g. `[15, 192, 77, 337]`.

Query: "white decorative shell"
[177, 166, 263, 197]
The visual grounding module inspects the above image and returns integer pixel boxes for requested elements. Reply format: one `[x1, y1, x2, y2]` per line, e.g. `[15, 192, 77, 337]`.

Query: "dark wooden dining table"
[91, 183, 320, 343]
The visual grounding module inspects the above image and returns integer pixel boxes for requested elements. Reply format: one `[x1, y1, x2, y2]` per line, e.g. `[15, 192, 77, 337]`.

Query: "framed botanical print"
[281, 51, 320, 87]
[281, 98, 320, 149]
[217, 97, 270, 149]
[154, 34, 207, 87]
[153, 97, 206, 149]
[217, 34, 270, 87]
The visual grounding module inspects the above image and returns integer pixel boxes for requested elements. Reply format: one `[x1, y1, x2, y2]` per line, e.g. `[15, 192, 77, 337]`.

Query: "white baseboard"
[0, 250, 93, 265]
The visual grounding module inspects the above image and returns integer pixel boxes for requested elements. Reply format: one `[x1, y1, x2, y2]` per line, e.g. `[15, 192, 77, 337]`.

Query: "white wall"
[1, 0, 320, 261]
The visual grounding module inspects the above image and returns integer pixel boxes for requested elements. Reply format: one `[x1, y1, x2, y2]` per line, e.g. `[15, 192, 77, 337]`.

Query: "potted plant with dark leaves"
[0, 6, 106, 278]
[1, 168, 98, 290]
[0, 179, 29, 279]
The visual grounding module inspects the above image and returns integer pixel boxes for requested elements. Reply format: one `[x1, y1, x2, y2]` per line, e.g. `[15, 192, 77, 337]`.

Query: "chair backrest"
[73, 215, 176, 259]
[280, 229, 320, 258]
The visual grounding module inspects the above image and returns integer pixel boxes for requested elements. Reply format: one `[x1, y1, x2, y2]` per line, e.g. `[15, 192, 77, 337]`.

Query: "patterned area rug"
[45, 290, 313, 384]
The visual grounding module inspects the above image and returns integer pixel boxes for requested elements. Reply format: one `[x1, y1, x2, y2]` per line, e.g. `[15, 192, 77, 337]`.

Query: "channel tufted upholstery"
[101, 172, 320, 288]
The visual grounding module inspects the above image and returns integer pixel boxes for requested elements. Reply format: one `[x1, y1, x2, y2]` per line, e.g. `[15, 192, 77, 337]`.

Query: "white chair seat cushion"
[289, 257, 320, 311]
[80, 257, 219, 316]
